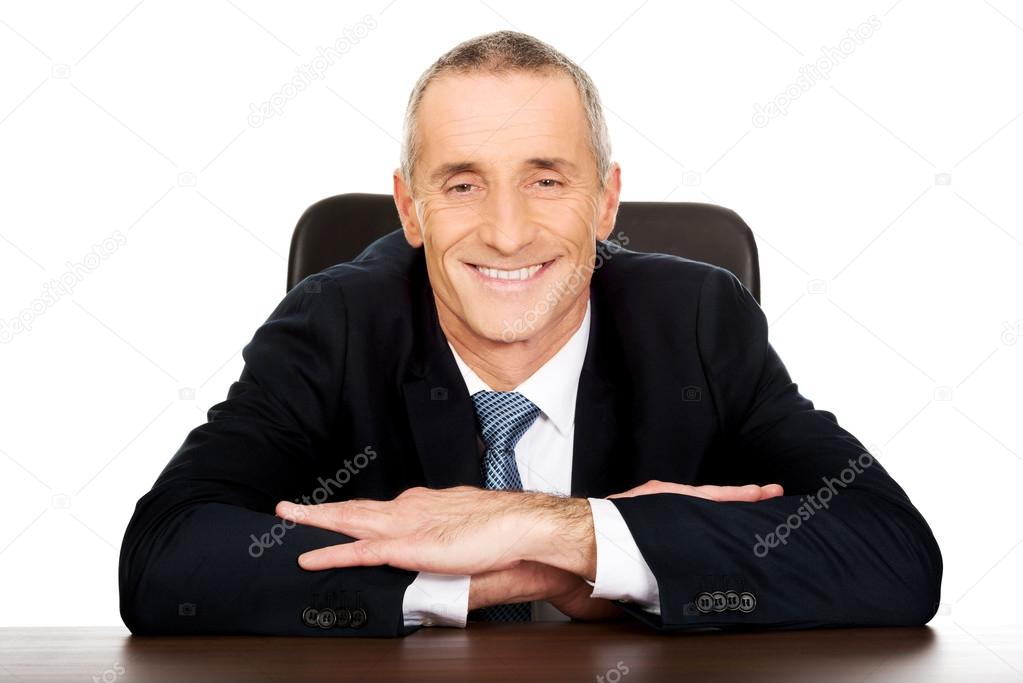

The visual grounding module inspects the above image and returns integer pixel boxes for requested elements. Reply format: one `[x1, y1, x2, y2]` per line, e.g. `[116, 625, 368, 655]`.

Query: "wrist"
[518, 495, 596, 581]
[468, 562, 547, 610]
[467, 573, 495, 611]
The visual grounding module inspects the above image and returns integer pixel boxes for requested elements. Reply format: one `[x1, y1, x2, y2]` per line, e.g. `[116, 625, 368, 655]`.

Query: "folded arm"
[118, 275, 418, 637]
[609, 266, 943, 630]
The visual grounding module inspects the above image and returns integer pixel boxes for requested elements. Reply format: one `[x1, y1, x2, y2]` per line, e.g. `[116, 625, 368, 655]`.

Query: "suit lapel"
[571, 279, 626, 498]
[401, 261, 482, 489]
[402, 374, 481, 488]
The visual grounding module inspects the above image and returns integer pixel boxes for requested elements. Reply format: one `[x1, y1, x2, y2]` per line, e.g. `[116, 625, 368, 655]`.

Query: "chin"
[468, 310, 544, 344]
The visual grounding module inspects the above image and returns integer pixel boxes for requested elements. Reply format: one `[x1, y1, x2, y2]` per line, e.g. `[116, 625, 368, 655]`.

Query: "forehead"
[416, 71, 590, 173]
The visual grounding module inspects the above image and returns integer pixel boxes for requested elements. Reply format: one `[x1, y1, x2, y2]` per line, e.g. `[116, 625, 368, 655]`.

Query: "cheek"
[421, 202, 480, 243]
[535, 196, 599, 252]
[420, 207, 468, 270]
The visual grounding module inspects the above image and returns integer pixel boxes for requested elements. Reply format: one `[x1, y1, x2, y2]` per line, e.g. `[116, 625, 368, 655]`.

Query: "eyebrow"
[427, 157, 579, 186]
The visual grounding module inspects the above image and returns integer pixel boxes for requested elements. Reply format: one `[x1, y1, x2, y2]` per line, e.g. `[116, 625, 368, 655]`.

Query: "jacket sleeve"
[118, 273, 418, 637]
[610, 266, 943, 631]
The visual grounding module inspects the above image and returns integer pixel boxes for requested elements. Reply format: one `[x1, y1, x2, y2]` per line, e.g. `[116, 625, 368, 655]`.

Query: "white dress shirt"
[401, 299, 661, 627]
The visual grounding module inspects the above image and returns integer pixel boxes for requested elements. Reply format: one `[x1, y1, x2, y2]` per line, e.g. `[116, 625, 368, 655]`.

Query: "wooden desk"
[1, 620, 1020, 682]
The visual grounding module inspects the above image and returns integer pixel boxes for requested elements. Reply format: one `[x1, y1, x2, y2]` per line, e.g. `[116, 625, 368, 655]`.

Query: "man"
[119, 31, 942, 636]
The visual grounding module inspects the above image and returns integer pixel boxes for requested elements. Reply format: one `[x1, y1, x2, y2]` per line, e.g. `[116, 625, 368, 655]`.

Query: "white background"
[1, 0, 1020, 644]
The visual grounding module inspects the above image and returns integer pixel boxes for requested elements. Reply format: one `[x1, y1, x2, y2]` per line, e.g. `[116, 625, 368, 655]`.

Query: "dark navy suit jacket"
[118, 230, 942, 636]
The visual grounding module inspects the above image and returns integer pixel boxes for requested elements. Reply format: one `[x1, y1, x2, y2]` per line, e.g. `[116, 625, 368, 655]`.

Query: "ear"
[393, 169, 423, 248]
[595, 162, 622, 242]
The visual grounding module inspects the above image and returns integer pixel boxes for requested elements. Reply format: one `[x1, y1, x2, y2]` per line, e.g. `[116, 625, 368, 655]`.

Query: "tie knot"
[471, 391, 540, 453]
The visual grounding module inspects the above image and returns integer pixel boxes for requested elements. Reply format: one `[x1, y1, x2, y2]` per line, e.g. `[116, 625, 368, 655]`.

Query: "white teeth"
[475, 262, 544, 281]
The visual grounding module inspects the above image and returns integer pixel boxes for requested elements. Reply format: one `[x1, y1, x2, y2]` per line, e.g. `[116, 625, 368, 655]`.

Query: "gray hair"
[399, 30, 612, 195]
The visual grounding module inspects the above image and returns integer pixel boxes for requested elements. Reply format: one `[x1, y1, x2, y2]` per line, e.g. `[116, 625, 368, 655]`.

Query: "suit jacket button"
[738, 592, 757, 613]
[711, 591, 727, 612]
[316, 608, 337, 629]
[333, 607, 351, 628]
[350, 607, 368, 629]
[695, 592, 714, 613]
[301, 607, 319, 628]
[725, 591, 740, 611]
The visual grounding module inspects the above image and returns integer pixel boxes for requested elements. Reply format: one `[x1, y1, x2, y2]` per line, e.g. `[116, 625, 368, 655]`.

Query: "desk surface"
[1, 621, 1020, 682]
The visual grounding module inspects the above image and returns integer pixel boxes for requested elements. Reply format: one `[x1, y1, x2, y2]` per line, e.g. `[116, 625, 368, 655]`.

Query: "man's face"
[394, 71, 620, 345]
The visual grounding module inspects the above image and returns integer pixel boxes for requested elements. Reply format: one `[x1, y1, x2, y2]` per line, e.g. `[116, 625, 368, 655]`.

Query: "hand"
[607, 480, 784, 501]
[469, 561, 622, 622]
[276, 486, 596, 579]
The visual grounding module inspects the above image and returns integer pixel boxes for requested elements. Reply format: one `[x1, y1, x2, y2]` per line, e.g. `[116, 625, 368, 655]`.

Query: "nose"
[476, 182, 539, 256]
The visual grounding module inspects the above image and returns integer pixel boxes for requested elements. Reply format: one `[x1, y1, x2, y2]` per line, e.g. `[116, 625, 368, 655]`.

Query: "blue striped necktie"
[471, 390, 540, 622]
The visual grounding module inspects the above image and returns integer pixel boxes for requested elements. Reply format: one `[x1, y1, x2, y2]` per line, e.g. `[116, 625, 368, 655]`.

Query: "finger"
[690, 484, 761, 502]
[606, 485, 656, 499]
[607, 481, 772, 505]
[700, 484, 786, 502]
[298, 539, 392, 571]
[651, 482, 711, 499]
[276, 500, 389, 539]
[708, 484, 764, 502]
[607, 481, 698, 499]
[608, 482, 782, 502]
[299, 538, 467, 574]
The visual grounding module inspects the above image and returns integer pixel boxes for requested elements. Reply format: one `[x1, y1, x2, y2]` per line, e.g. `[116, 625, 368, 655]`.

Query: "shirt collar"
[447, 299, 591, 437]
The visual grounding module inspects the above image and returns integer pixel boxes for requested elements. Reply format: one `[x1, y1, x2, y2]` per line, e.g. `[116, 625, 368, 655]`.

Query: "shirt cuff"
[586, 497, 661, 615]
[401, 572, 471, 627]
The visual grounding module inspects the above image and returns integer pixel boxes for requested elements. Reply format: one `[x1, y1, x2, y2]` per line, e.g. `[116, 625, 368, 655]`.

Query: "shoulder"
[318, 229, 420, 286]
[291, 230, 424, 317]
[594, 240, 740, 307]
[592, 241, 764, 359]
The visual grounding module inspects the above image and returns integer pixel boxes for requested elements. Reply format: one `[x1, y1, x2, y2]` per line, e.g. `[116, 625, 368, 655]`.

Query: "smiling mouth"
[467, 259, 556, 282]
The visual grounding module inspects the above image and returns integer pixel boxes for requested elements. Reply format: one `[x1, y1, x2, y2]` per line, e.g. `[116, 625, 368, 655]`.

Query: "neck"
[438, 295, 588, 391]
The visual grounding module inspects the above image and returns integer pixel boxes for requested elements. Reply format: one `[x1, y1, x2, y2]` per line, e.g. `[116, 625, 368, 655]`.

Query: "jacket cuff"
[587, 497, 661, 614]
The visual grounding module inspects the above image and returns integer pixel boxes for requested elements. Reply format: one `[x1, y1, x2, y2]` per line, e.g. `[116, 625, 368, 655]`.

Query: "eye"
[534, 178, 562, 189]
[447, 183, 477, 195]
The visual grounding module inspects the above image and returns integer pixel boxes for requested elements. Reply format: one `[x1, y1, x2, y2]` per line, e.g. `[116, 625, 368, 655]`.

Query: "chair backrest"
[287, 193, 760, 303]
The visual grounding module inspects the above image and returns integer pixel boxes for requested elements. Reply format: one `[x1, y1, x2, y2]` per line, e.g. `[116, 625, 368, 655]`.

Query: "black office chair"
[287, 193, 761, 303]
